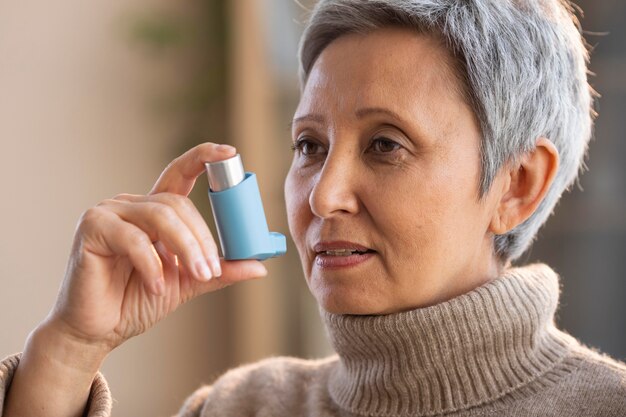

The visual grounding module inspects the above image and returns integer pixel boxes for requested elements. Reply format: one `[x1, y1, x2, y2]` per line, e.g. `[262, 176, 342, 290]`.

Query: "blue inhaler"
[205, 154, 286, 261]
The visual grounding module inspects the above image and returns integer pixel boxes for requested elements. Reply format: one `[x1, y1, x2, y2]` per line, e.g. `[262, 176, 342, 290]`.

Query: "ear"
[490, 138, 559, 235]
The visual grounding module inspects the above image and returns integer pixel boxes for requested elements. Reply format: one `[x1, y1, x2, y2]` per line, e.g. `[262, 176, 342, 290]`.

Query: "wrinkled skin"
[285, 28, 507, 315]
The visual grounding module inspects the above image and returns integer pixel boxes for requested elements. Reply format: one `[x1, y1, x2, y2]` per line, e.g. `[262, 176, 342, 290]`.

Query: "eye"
[370, 137, 402, 153]
[291, 138, 325, 156]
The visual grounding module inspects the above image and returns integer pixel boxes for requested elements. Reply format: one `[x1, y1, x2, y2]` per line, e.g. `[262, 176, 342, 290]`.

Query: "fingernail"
[196, 261, 213, 281]
[211, 258, 222, 277]
[216, 144, 236, 153]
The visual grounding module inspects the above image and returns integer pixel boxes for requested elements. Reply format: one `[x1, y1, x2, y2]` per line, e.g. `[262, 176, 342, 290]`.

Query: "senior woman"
[2, 0, 625, 416]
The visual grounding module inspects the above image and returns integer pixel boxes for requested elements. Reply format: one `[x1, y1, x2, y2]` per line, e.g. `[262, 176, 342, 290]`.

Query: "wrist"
[27, 318, 110, 377]
[4, 320, 110, 417]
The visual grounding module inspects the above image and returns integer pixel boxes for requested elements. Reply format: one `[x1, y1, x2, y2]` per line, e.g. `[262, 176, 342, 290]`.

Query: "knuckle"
[126, 229, 150, 248]
[80, 207, 105, 224]
[77, 207, 107, 234]
[150, 203, 177, 222]
[95, 198, 117, 208]
[112, 193, 133, 201]
[182, 235, 201, 252]
[177, 195, 196, 213]
[161, 192, 188, 208]
[154, 193, 197, 218]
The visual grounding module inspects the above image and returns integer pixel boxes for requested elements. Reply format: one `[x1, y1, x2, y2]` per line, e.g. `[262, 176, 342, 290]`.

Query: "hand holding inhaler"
[49, 144, 280, 347]
[4, 144, 283, 417]
[205, 154, 286, 261]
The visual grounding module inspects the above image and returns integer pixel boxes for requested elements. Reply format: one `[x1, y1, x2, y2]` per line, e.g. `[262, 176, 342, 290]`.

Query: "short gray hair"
[297, 0, 594, 263]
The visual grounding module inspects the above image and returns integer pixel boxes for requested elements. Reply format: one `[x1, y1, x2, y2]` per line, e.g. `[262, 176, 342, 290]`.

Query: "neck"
[321, 264, 574, 416]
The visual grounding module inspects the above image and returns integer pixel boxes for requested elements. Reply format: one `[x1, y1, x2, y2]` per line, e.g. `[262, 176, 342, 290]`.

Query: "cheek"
[360, 170, 431, 260]
[364, 162, 479, 260]
[382, 191, 430, 251]
[284, 166, 312, 250]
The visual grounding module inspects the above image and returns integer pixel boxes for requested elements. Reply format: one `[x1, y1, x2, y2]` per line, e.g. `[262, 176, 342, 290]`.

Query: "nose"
[309, 149, 360, 218]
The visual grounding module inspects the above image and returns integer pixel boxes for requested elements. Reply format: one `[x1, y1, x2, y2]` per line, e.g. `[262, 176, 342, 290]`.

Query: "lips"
[314, 241, 373, 254]
[313, 241, 376, 268]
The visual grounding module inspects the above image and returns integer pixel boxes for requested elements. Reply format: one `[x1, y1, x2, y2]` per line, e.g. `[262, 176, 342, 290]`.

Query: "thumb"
[185, 259, 268, 298]
[219, 259, 268, 283]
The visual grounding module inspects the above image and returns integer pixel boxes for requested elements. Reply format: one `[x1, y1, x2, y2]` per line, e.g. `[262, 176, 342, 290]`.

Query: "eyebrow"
[355, 107, 406, 123]
[291, 113, 325, 128]
[291, 107, 406, 129]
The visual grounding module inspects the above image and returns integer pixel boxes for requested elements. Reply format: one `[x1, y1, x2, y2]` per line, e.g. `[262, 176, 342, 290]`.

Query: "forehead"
[298, 27, 462, 116]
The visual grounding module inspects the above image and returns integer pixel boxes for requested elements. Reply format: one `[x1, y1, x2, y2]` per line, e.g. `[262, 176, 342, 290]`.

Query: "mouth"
[314, 240, 375, 255]
[318, 248, 374, 256]
[313, 241, 376, 268]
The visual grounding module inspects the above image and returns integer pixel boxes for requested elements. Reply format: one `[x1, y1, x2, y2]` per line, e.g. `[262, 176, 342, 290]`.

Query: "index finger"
[149, 142, 237, 196]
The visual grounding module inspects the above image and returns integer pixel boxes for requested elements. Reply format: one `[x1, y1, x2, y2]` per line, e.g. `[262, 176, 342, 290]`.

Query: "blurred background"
[0, 0, 624, 416]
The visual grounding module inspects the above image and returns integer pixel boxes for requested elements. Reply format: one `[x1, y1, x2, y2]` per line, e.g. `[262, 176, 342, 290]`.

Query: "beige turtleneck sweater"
[1, 264, 625, 416]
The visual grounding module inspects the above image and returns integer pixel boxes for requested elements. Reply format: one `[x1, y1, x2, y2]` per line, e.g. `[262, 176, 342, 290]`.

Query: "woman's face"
[285, 27, 504, 315]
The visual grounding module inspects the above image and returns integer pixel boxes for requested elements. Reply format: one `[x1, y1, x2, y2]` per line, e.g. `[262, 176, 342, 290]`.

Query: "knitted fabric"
[2, 264, 625, 416]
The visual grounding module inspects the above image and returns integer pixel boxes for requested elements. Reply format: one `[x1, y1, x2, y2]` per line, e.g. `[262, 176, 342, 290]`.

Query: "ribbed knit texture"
[2, 264, 625, 416]
[323, 263, 576, 416]
[0, 353, 111, 417]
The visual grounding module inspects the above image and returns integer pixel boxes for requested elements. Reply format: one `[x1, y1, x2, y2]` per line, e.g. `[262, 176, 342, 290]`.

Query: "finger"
[153, 240, 184, 296]
[112, 193, 222, 277]
[219, 259, 268, 283]
[150, 142, 237, 196]
[101, 200, 214, 282]
[80, 208, 165, 295]
[152, 240, 179, 275]
[182, 259, 268, 301]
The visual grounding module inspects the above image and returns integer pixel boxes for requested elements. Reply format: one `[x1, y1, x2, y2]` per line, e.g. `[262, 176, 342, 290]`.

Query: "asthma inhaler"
[205, 154, 286, 261]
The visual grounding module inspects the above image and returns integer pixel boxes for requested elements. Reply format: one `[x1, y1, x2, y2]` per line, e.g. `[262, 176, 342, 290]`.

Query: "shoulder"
[178, 355, 339, 417]
[477, 342, 626, 417]
[210, 355, 337, 396]
[568, 344, 626, 397]
[527, 343, 626, 416]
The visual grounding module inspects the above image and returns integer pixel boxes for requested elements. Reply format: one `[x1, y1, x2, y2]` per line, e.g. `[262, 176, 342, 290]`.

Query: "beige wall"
[0, 1, 233, 416]
[0, 0, 332, 414]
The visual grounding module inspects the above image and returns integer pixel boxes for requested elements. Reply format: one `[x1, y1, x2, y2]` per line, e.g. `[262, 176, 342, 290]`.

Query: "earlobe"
[489, 173, 512, 235]
[489, 138, 559, 235]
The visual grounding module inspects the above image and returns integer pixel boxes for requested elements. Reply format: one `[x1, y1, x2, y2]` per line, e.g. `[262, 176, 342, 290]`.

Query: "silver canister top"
[205, 154, 246, 192]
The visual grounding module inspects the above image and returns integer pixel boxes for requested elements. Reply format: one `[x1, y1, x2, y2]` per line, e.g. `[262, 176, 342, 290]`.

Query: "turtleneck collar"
[321, 264, 575, 416]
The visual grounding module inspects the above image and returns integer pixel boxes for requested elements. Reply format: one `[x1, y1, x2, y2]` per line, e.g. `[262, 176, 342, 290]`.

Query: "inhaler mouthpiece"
[205, 154, 286, 261]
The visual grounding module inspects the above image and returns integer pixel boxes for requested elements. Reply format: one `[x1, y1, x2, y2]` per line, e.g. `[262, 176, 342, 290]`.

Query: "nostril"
[308, 175, 360, 219]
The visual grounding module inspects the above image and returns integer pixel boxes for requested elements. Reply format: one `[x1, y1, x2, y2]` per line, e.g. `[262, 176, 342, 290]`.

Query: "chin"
[313, 284, 390, 315]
